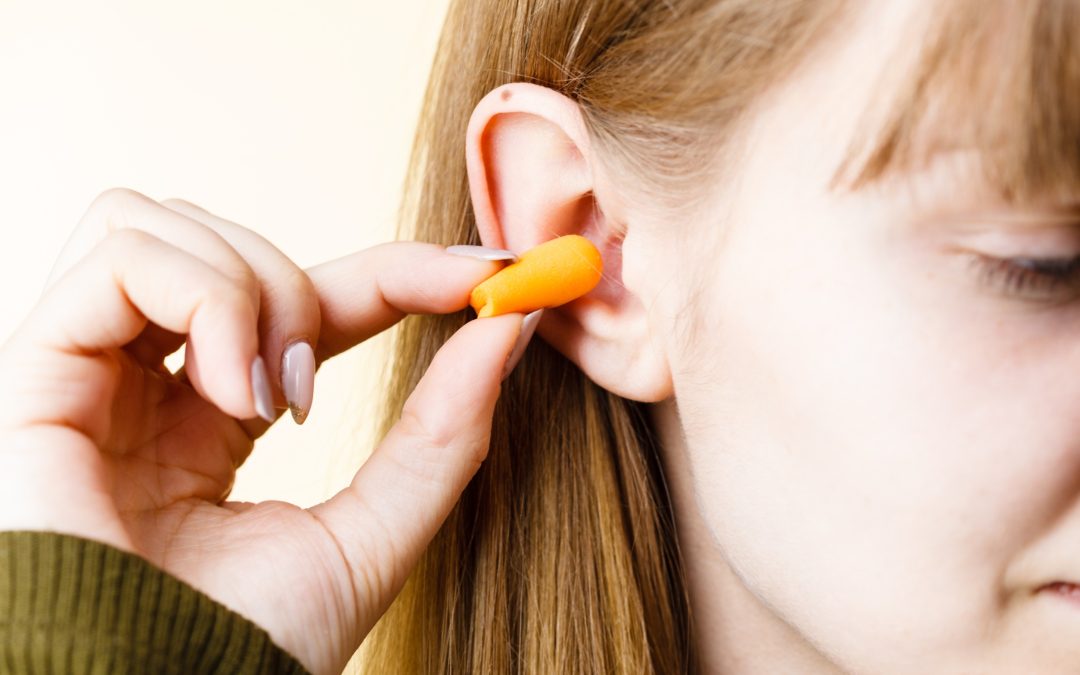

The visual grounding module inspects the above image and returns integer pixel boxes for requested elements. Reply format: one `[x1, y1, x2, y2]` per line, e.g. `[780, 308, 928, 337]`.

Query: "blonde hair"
[354, 0, 1079, 673]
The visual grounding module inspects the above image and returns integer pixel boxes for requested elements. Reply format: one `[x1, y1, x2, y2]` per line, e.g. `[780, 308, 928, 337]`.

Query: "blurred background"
[0, 0, 452, 511]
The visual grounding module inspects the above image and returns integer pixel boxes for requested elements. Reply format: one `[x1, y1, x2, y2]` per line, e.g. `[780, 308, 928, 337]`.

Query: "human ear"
[465, 82, 672, 402]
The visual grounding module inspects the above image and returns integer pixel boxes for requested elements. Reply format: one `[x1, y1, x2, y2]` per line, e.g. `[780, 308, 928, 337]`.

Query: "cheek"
[673, 201, 1080, 669]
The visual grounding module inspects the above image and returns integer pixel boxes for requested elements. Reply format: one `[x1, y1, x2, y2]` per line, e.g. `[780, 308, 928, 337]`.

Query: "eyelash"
[970, 254, 1080, 300]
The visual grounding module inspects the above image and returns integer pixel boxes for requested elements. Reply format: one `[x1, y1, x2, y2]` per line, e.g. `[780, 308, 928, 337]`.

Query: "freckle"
[501, 90, 512, 101]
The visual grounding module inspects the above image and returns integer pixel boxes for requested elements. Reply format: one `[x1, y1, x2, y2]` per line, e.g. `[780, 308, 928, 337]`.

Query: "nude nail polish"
[251, 355, 276, 423]
[501, 309, 543, 381]
[281, 340, 315, 425]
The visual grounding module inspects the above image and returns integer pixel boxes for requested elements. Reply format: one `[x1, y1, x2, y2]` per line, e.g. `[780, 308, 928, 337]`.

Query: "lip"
[1037, 581, 1080, 606]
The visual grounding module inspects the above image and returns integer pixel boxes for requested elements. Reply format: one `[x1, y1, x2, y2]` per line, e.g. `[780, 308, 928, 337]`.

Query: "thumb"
[306, 310, 528, 632]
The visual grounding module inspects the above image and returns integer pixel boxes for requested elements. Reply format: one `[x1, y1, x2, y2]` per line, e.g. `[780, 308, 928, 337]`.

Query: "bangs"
[832, 0, 1080, 204]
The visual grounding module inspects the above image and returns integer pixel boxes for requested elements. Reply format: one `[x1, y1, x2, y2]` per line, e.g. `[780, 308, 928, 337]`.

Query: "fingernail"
[281, 340, 315, 425]
[251, 355, 276, 423]
[445, 244, 519, 262]
[501, 309, 543, 381]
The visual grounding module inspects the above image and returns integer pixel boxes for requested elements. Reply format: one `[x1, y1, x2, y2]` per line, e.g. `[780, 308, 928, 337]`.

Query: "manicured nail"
[281, 340, 315, 425]
[501, 309, 543, 381]
[445, 244, 518, 262]
[251, 355, 276, 423]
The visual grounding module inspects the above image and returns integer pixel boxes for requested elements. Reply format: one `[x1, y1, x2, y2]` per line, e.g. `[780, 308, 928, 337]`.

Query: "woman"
[3, 0, 1079, 673]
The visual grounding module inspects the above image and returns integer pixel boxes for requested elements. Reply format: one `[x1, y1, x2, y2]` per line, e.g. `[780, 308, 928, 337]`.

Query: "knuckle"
[231, 257, 260, 294]
[92, 186, 142, 206]
[387, 439, 446, 492]
[393, 401, 491, 486]
[84, 187, 152, 235]
[160, 197, 197, 210]
[100, 226, 156, 255]
[88, 186, 141, 216]
[393, 409, 457, 485]
[399, 400, 450, 449]
[276, 265, 318, 302]
[265, 267, 319, 334]
[210, 254, 260, 311]
[239, 267, 262, 314]
[199, 283, 258, 333]
[217, 282, 257, 318]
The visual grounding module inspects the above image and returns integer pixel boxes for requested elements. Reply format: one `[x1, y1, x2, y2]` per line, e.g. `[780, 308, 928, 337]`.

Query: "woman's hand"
[0, 188, 527, 675]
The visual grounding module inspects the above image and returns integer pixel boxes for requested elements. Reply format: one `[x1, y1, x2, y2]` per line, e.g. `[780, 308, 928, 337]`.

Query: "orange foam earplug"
[469, 234, 603, 318]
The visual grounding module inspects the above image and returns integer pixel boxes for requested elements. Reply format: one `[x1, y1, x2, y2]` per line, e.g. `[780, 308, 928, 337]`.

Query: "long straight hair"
[354, 0, 1078, 672]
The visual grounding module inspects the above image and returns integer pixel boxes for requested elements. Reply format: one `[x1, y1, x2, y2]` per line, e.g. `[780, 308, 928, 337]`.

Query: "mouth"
[1037, 581, 1080, 605]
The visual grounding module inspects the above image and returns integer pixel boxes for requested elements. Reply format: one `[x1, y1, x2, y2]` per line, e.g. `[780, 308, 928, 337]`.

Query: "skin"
[7, 1, 1076, 672]
[468, 1, 1080, 672]
[0, 188, 528, 675]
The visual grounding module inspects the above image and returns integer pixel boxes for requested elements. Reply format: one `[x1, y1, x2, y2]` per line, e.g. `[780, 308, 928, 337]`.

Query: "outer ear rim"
[465, 83, 594, 252]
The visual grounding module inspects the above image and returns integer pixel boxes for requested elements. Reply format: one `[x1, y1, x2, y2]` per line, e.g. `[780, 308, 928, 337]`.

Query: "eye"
[968, 253, 1080, 301]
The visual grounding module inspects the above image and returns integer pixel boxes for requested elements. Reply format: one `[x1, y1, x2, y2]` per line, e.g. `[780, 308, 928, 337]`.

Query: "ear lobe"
[465, 83, 673, 403]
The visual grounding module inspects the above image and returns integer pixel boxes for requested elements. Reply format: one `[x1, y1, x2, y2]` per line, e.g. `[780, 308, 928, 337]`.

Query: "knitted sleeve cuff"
[0, 529, 311, 674]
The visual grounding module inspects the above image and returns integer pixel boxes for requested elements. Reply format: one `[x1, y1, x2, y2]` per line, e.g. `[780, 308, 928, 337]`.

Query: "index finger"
[304, 242, 516, 364]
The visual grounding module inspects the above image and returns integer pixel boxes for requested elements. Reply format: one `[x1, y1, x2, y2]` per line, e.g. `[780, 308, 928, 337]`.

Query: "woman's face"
[641, 1, 1080, 672]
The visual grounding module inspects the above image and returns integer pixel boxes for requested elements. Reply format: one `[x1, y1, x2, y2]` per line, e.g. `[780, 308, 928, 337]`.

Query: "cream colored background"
[0, 0, 452, 517]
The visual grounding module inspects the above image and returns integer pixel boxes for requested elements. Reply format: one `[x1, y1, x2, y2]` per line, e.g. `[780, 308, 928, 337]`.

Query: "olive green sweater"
[0, 530, 311, 674]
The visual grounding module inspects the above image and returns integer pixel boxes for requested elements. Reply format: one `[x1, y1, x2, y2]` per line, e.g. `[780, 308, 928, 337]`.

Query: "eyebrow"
[829, 0, 1080, 207]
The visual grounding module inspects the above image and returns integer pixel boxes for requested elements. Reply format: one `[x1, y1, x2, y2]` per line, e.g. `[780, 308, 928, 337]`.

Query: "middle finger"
[160, 198, 322, 427]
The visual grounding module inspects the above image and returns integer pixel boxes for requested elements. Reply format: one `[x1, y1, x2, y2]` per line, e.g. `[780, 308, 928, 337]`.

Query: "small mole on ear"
[500, 89, 512, 101]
